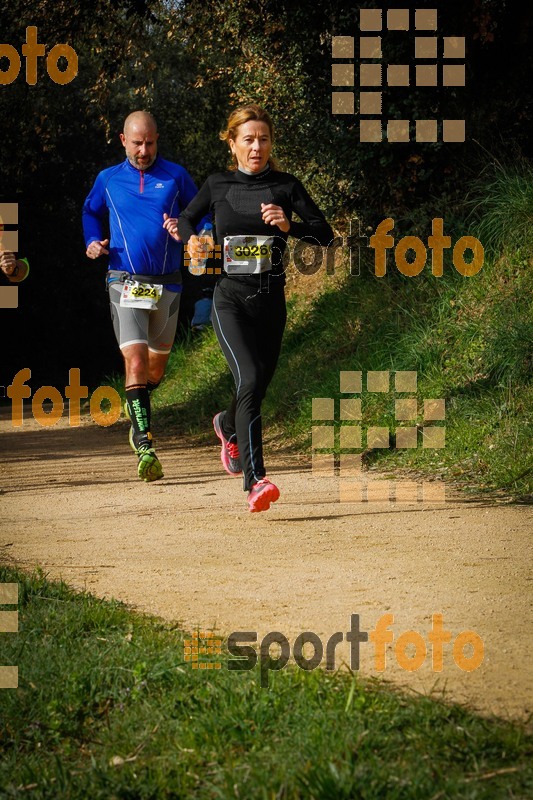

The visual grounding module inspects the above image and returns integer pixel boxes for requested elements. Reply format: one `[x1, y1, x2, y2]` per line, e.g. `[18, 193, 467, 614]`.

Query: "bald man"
[83, 111, 208, 482]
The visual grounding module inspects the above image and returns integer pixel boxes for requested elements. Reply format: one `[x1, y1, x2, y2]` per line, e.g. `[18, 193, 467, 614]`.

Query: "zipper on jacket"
[140, 171, 144, 194]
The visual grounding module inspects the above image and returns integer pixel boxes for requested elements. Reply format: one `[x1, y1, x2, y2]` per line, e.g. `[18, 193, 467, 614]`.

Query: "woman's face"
[229, 120, 272, 173]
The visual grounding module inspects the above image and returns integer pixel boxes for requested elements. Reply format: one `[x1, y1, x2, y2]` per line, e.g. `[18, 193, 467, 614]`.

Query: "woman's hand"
[261, 203, 290, 233]
[186, 233, 214, 262]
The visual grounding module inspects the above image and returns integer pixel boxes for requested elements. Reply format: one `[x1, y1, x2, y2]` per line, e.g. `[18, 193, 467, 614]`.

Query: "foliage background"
[0, 0, 531, 389]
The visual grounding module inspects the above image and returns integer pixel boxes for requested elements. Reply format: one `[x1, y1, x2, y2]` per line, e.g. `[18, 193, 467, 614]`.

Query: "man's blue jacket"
[83, 156, 207, 292]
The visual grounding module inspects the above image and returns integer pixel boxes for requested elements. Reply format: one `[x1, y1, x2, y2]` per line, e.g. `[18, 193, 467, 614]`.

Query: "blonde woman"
[179, 105, 333, 511]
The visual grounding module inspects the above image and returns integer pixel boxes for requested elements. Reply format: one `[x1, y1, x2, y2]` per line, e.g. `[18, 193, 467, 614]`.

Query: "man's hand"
[86, 239, 110, 259]
[0, 251, 16, 276]
[163, 213, 181, 241]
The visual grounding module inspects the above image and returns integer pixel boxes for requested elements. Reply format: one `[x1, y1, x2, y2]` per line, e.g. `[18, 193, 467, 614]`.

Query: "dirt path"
[1, 409, 531, 722]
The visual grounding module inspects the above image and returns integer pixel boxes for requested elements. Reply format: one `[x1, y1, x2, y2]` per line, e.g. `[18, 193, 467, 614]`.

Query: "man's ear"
[119, 133, 126, 147]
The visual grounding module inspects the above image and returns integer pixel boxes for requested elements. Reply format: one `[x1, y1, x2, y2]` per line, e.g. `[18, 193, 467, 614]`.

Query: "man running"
[83, 111, 207, 481]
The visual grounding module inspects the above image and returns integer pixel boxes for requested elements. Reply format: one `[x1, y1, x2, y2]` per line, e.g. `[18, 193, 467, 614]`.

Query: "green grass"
[0, 566, 531, 799]
[465, 159, 533, 256]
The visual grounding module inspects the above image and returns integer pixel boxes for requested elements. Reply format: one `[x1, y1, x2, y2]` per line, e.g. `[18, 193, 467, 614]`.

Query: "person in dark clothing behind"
[178, 104, 334, 512]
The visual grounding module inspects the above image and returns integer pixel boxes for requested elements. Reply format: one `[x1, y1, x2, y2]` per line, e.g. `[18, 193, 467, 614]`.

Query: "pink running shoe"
[248, 478, 280, 512]
[213, 412, 242, 475]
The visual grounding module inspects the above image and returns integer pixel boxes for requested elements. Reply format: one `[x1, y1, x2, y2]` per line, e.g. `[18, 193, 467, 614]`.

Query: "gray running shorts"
[108, 280, 181, 354]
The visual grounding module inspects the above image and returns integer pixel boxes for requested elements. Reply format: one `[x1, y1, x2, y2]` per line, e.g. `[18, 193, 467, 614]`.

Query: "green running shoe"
[136, 445, 164, 482]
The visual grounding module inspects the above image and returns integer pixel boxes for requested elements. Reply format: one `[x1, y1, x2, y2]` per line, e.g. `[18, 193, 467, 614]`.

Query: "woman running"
[178, 104, 334, 512]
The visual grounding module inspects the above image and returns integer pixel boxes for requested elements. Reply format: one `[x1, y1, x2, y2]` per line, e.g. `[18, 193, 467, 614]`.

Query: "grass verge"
[1, 565, 532, 799]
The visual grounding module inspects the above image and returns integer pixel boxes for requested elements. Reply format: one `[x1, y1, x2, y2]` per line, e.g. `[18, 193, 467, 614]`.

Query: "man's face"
[120, 123, 159, 170]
